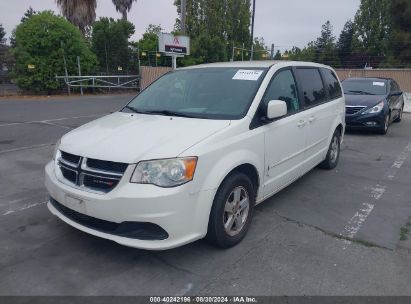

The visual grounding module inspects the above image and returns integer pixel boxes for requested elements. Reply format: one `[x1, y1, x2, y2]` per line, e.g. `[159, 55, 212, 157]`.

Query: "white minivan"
[45, 61, 345, 250]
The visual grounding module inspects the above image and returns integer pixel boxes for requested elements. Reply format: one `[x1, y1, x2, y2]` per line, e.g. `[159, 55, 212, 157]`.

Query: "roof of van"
[179, 60, 332, 70]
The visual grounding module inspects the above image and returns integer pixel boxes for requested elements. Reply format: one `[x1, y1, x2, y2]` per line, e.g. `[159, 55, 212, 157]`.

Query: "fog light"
[365, 122, 377, 126]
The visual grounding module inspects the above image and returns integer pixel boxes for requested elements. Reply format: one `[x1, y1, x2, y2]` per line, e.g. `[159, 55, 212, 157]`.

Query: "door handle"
[297, 120, 307, 128]
[308, 116, 316, 123]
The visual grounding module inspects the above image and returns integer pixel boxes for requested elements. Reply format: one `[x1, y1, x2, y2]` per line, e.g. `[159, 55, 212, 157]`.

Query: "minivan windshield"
[124, 68, 267, 120]
[342, 79, 388, 95]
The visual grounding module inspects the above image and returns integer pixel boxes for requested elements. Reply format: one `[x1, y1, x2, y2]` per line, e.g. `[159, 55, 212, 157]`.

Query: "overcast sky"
[0, 0, 360, 52]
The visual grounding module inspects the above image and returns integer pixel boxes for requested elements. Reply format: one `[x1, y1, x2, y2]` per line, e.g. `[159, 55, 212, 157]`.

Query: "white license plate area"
[64, 195, 87, 214]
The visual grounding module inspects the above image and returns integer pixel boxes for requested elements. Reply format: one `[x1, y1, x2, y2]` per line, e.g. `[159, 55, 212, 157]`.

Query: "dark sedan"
[342, 77, 404, 134]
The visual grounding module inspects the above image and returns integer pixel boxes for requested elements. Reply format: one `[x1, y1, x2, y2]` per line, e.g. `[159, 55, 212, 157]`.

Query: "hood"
[59, 112, 230, 163]
[345, 94, 387, 107]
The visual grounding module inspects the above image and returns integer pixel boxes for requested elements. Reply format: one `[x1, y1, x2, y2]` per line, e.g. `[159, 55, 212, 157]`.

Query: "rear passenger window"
[296, 68, 327, 107]
[263, 69, 300, 114]
[322, 68, 342, 99]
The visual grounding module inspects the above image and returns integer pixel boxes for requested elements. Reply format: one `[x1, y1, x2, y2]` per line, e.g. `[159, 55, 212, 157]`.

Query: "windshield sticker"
[373, 82, 385, 87]
[233, 70, 264, 81]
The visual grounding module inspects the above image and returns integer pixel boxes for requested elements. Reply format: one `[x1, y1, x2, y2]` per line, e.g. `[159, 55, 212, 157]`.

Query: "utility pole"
[77, 56, 83, 96]
[61, 41, 70, 96]
[181, 0, 187, 35]
[250, 0, 256, 61]
[270, 44, 274, 60]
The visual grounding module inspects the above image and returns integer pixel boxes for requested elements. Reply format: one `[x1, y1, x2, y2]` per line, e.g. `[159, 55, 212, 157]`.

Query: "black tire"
[206, 172, 255, 248]
[394, 106, 403, 123]
[378, 113, 390, 135]
[319, 129, 341, 170]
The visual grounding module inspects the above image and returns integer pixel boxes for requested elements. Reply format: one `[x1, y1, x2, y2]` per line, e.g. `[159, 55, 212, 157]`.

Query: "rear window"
[296, 68, 327, 107]
[342, 79, 388, 95]
[322, 68, 342, 100]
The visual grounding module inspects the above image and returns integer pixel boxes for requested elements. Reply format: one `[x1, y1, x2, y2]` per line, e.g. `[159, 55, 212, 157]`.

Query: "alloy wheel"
[223, 186, 250, 236]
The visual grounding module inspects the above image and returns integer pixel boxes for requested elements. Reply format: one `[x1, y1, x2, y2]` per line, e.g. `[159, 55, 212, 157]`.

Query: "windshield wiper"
[346, 90, 375, 95]
[141, 110, 195, 118]
[124, 107, 194, 118]
[124, 105, 146, 114]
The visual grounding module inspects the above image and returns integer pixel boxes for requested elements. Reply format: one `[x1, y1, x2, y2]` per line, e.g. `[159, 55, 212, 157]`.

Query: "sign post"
[158, 33, 190, 70]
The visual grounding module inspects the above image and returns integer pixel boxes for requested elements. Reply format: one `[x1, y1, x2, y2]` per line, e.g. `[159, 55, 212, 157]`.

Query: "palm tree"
[55, 0, 97, 34]
[112, 0, 137, 21]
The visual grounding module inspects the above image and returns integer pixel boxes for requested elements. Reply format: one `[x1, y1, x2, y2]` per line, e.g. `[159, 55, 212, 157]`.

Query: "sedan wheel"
[394, 107, 403, 123]
[379, 114, 390, 134]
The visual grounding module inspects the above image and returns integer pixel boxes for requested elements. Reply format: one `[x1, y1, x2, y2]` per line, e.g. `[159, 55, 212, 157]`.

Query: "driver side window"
[263, 69, 300, 114]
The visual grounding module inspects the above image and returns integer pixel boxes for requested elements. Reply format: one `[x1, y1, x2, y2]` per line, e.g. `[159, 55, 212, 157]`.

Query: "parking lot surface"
[0, 95, 410, 296]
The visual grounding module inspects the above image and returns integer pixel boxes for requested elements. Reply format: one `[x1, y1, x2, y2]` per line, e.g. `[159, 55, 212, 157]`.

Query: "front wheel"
[378, 113, 390, 134]
[206, 172, 255, 248]
[319, 130, 341, 170]
[394, 106, 403, 123]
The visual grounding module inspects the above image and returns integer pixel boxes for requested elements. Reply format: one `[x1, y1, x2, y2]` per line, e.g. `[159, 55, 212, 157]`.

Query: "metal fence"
[55, 75, 140, 95]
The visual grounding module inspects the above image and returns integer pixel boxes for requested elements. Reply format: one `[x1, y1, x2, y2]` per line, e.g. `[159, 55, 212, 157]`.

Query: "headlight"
[130, 157, 198, 187]
[363, 101, 385, 114]
[53, 139, 61, 160]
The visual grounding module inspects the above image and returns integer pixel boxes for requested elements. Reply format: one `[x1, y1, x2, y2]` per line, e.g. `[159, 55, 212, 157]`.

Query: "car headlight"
[363, 101, 385, 114]
[53, 139, 61, 160]
[130, 157, 198, 187]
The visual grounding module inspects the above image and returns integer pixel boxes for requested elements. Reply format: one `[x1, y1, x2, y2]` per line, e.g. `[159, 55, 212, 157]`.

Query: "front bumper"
[345, 111, 385, 129]
[45, 161, 215, 250]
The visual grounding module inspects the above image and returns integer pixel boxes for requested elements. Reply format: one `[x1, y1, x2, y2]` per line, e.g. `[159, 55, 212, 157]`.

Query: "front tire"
[378, 113, 390, 134]
[319, 129, 341, 170]
[394, 106, 403, 123]
[206, 172, 255, 248]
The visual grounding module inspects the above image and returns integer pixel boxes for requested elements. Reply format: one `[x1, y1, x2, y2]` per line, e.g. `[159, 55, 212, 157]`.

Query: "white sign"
[232, 70, 264, 81]
[373, 82, 385, 87]
[158, 33, 190, 56]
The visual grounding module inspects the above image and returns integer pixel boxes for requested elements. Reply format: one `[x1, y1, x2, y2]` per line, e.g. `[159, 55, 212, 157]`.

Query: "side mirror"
[390, 91, 402, 97]
[266, 100, 287, 120]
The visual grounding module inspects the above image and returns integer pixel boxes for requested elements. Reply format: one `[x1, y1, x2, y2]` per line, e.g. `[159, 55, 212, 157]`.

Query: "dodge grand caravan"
[45, 61, 345, 250]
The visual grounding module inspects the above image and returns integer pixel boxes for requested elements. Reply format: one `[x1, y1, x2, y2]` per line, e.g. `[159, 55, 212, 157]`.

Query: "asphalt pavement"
[0, 94, 410, 296]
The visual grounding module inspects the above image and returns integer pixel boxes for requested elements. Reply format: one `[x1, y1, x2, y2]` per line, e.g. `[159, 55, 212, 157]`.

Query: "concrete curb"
[405, 93, 411, 113]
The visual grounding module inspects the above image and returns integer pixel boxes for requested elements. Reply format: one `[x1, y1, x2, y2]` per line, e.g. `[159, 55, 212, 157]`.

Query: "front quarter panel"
[180, 119, 265, 230]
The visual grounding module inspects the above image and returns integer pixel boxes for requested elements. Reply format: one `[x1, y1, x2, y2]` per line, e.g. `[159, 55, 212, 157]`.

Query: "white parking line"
[0, 143, 54, 154]
[2, 201, 47, 216]
[0, 114, 104, 128]
[340, 142, 411, 248]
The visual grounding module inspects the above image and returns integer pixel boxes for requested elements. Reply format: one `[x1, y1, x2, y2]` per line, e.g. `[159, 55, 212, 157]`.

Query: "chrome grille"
[57, 151, 128, 193]
[346, 106, 366, 115]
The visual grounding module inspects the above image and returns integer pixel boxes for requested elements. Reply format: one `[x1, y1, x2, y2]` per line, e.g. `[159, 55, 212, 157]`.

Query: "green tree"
[55, 0, 97, 34]
[274, 50, 282, 60]
[386, 0, 411, 67]
[91, 17, 135, 74]
[315, 21, 340, 67]
[252, 37, 269, 60]
[21, 6, 38, 23]
[337, 20, 355, 67]
[352, 0, 392, 58]
[174, 0, 251, 64]
[12, 11, 97, 93]
[11, 7, 39, 47]
[0, 24, 6, 45]
[112, 0, 137, 21]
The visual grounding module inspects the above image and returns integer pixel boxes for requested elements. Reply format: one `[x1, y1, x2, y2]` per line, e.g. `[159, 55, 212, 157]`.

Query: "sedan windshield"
[124, 68, 267, 120]
[342, 79, 388, 95]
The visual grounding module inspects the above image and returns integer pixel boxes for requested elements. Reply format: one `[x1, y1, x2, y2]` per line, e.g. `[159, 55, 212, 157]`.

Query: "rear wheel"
[206, 172, 255, 248]
[319, 129, 341, 170]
